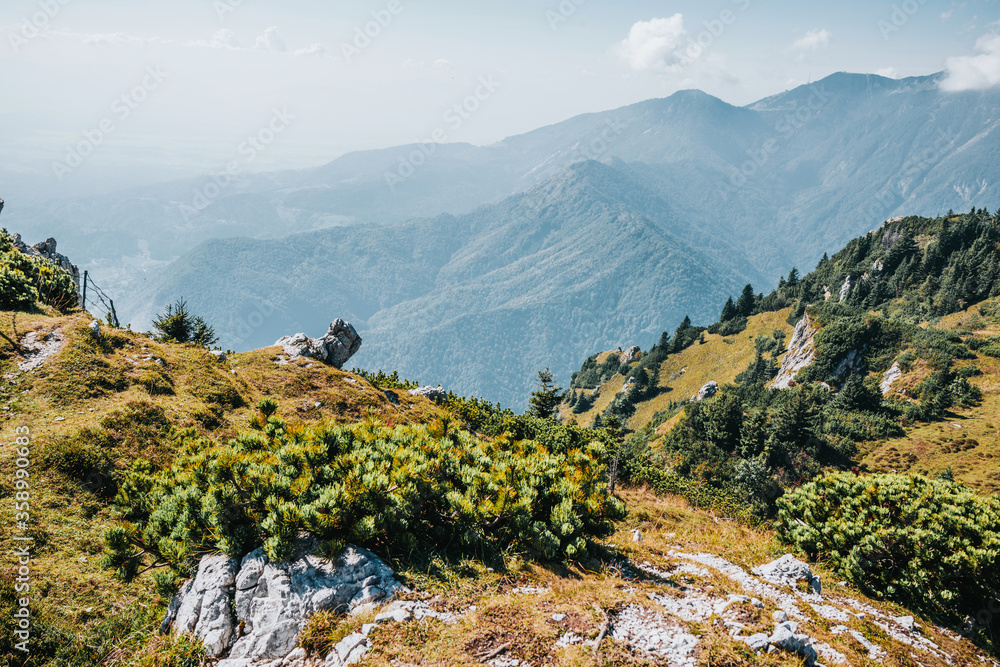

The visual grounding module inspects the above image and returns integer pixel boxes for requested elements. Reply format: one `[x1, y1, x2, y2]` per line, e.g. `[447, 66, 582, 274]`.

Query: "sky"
[1, 0, 999, 195]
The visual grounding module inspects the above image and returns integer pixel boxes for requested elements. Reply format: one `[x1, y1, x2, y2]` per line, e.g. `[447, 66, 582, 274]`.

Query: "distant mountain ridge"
[7, 70, 1000, 407]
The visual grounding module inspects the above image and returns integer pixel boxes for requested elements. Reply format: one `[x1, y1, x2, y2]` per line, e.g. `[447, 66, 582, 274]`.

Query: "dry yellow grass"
[564, 309, 793, 432]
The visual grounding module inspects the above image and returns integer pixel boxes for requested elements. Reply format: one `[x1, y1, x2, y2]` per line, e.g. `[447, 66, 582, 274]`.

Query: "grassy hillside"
[0, 311, 443, 664]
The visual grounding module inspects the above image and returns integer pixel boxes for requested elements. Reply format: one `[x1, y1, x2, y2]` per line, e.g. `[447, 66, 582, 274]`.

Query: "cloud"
[876, 67, 900, 78]
[254, 26, 287, 53]
[790, 29, 831, 53]
[616, 15, 688, 72]
[941, 9, 954, 20]
[941, 33, 1000, 91]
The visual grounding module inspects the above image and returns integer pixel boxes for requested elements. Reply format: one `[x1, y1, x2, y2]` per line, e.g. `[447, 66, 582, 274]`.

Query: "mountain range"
[6, 71, 1000, 408]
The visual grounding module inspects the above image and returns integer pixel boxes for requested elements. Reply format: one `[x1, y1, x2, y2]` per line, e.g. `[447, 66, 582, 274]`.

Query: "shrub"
[102, 408, 625, 583]
[0, 249, 78, 312]
[0, 264, 37, 311]
[776, 472, 1000, 640]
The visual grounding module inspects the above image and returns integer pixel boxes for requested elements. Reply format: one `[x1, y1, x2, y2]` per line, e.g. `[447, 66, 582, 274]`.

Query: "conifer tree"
[152, 298, 218, 347]
[736, 284, 756, 317]
[527, 367, 565, 419]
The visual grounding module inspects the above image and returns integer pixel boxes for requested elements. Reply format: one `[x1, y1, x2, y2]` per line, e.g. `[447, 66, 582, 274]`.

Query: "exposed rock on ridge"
[275, 319, 362, 369]
[161, 540, 404, 666]
[771, 314, 817, 390]
[11, 233, 81, 292]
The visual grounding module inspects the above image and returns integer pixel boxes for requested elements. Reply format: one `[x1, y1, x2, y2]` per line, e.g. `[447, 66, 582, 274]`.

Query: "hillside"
[117, 161, 759, 410]
[564, 209, 1000, 496]
[1, 228, 999, 665]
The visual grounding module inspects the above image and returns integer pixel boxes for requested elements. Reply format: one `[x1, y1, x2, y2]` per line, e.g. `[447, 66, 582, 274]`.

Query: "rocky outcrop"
[838, 276, 853, 301]
[881, 362, 902, 396]
[161, 540, 404, 666]
[690, 381, 718, 402]
[408, 385, 447, 402]
[771, 314, 817, 390]
[274, 320, 362, 369]
[619, 346, 641, 364]
[10, 233, 81, 292]
[751, 554, 821, 596]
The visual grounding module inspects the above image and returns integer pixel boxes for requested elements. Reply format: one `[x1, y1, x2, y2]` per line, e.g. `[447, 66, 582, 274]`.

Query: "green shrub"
[0, 265, 37, 311]
[0, 249, 78, 312]
[102, 409, 625, 582]
[776, 473, 1000, 640]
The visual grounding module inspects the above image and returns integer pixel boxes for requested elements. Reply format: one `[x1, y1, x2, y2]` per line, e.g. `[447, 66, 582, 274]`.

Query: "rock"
[88, 320, 101, 338]
[742, 633, 770, 650]
[165, 554, 239, 658]
[881, 362, 902, 396]
[752, 555, 821, 595]
[839, 276, 853, 301]
[552, 613, 566, 622]
[408, 385, 447, 402]
[327, 631, 369, 666]
[210, 350, 227, 363]
[374, 607, 411, 624]
[10, 232, 81, 293]
[773, 610, 788, 623]
[164, 540, 403, 666]
[274, 319, 362, 369]
[768, 622, 819, 664]
[619, 345, 642, 364]
[690, 381, 719, 402]
[631, 529, 643, 543]
[895, 615, 919, 632]
[772, 314, 817, 390]
[832, 348, 863, 379]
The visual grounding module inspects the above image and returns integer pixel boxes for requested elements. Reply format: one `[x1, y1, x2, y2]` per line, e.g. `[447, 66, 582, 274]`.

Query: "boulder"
[619, 345, 642, 364]
[752, 555, 821, 596]
[274, 319, 362, 369]
[161, 554, 239, 657]
[408, 385, 447, 402]
[690, 381, 719, 402]
[768, 621, 819, 664]
[162, 540, 404, 666]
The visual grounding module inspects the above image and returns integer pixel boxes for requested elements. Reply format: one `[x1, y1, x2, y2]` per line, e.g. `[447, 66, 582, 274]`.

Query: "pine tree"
[527, 367, 565, 419]
[720, 297, 737, 322]
[787, 268, 800, 287]
[736, 284, 756, 317]
[152, 298, 218, 347]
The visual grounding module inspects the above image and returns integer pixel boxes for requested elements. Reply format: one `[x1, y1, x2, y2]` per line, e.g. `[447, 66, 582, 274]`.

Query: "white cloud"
[254, 26, 287, 53]
[876, 67, 900, 78]
[790, 29, 831, 53]
[941, 33, 1000, 91]
[941, 9, 954, 20]
[615, 15, 688, 72]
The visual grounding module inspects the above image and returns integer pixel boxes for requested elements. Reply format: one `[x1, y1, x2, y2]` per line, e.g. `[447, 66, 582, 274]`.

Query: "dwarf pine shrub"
[102, 403, 625, 583]
[776, 472, 1000, 640]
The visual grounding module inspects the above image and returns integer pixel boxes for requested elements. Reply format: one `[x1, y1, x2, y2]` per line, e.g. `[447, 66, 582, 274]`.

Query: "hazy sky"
[2, 0, 999, 194]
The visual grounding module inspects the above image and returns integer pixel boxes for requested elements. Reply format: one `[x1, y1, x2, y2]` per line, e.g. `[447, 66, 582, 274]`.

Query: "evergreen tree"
[736, 284, 756, 317]
[527, 367, 565, 419]
[787, 267, 800, 287]
[720, 297, 737, 322]
[151, 298, 218, 347]
[657, 330, 671, 350]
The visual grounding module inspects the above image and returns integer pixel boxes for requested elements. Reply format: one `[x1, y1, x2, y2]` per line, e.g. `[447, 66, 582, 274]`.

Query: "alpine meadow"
[3, 3, 1000, 667]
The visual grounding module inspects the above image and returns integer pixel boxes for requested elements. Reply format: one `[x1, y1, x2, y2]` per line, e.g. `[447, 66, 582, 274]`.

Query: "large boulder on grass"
[274, 319, 362, 369]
